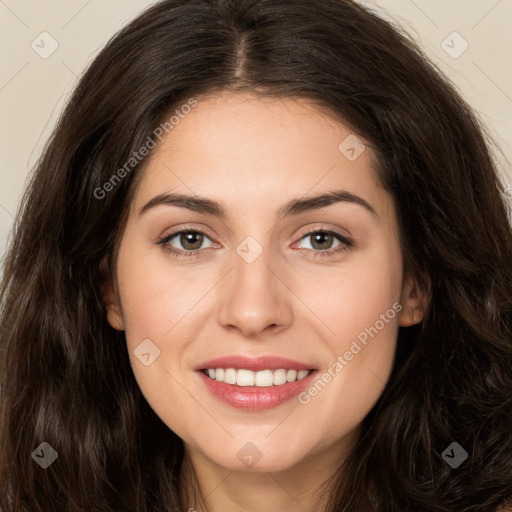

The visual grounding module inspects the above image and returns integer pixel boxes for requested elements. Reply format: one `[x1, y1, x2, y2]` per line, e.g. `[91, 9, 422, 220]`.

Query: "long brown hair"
[1, 0, 511, 510]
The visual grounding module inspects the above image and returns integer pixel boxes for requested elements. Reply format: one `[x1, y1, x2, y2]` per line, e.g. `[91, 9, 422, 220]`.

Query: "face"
[103, 91, 426, 474]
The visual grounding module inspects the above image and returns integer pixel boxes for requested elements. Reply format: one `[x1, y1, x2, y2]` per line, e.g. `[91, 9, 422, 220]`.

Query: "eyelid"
[157, 223, 216, 242]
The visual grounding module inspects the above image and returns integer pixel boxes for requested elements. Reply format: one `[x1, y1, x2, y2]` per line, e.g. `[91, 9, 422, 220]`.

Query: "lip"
[195, 355, 316, 372]
[194, 355, 318, 411]
[196, 369, 318, 410]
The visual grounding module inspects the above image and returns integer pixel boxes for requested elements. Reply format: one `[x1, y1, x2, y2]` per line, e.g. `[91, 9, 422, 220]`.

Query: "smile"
[202, 368, 312, 386]
[195, 355, 318, 410]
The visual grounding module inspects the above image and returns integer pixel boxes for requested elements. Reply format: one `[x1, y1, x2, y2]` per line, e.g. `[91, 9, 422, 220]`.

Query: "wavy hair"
[1, 0, 511, 510]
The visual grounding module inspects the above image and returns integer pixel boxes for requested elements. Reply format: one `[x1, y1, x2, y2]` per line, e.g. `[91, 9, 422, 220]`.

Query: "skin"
[102, 91, 429, 512]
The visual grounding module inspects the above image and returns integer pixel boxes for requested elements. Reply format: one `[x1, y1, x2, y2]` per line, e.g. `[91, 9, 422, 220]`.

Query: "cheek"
[297, 240, 403, 348]
[116, 239, 202, 348]
[115, 252, 200, 431]
[293, 242, 402, 423]
[113, 239, 194, 392]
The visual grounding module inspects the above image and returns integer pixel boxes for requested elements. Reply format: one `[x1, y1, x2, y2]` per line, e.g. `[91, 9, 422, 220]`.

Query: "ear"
[398, 271, 431, 327]
[99, 255, 125, 331]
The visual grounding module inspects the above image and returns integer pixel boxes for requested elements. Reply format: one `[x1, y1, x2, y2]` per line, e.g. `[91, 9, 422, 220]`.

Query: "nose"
[217, 240, 293, 338]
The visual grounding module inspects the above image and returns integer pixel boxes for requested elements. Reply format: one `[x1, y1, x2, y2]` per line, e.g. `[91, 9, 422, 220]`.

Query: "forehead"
[131, 91, 388, 219]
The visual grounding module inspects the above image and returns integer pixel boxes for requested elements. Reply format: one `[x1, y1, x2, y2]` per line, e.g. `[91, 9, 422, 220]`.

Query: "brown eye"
[296, 229, 354, 258]
[179, 232, 204, 250]
[309, 232, 335, 251]
[158, 229, 215, 256]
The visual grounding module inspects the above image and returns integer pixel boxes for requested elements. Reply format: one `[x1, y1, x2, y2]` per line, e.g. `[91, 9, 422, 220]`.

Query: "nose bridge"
[217, 234, 292, 336]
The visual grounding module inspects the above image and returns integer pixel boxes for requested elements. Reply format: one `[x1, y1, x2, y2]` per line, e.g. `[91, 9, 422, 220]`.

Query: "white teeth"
[273, 369, 287, 385]
[224, 368, 237, 384]
[255, 369, 274, 387]
[286, 369, 297, 382]
[205, 368, 312, 386]
[236, 369, 255, 387]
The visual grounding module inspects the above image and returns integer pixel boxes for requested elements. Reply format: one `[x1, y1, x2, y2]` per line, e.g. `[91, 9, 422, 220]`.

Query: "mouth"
[195, 355, 318, 410]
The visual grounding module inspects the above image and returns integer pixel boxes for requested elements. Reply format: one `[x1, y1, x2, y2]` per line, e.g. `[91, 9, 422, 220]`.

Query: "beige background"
[1, 0, 511, 261]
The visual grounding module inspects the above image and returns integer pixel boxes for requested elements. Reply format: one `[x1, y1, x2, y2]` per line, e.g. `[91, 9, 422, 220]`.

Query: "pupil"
[182, 232, 203, 250]
[312, 233, 332, 250]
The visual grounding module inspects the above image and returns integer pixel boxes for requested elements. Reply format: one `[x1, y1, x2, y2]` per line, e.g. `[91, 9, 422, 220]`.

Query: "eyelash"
[157, 227, 354, 259]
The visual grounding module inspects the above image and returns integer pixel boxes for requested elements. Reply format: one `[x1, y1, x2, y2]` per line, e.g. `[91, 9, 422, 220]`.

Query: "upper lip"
[195, 355, 316, 372]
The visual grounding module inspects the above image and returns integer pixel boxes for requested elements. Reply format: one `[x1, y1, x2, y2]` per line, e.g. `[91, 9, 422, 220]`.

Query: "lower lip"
[196, 370, 317, 410]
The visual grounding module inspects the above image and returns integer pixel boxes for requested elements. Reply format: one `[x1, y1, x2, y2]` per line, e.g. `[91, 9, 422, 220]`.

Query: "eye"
[294, 229, 353, 258]
[157, 227, 354, 259]
[157, 229, 216, 258]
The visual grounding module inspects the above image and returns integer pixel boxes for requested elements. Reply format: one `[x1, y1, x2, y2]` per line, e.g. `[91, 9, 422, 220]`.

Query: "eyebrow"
[139, 190, 378, 219]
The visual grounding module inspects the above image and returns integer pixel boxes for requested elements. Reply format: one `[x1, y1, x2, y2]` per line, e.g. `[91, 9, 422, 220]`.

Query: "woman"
[1, 0, 511, 510]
